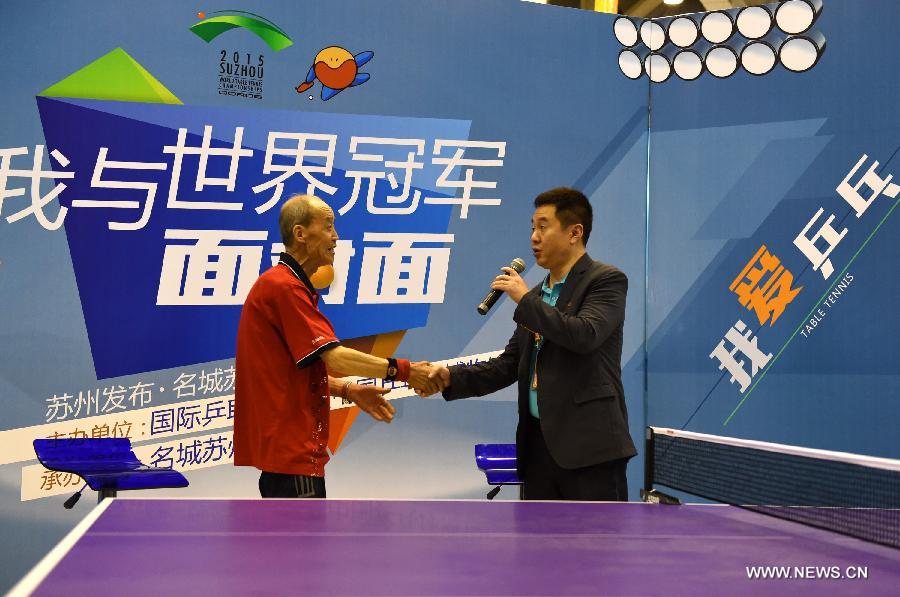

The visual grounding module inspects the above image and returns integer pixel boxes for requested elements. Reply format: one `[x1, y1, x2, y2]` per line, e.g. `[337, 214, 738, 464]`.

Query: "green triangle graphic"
[39, 48, 182, 105]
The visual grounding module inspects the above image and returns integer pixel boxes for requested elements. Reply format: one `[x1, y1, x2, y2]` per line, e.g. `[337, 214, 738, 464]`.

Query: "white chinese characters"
[159, 230, 455, 306]
[0, 128, 507, 229]
[157, 230, 267, 305]
[358, 233, 453, 304]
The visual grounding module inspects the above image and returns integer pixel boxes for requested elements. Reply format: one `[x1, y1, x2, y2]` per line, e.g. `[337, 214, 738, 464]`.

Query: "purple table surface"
[18, 498, 900, 596]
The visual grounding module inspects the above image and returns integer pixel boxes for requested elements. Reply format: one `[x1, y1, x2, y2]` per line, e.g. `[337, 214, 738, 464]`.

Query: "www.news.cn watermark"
[746, 565, 868, 580]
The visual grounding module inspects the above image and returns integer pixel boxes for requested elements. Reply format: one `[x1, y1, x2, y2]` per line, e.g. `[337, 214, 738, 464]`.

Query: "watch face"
[387, 366, 398, 377]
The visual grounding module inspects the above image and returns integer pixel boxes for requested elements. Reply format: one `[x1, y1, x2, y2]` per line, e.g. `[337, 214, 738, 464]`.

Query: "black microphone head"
[477, 258, 527, 315]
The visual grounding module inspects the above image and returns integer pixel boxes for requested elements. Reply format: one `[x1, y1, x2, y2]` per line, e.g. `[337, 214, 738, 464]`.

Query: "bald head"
[280, 194, 332, 247]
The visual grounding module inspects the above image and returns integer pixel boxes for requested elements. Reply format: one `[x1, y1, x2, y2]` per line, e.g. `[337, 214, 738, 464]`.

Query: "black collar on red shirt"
[278, 252, 316, 295]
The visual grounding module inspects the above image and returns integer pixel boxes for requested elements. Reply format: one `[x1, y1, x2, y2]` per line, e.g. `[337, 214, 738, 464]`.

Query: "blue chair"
[474, 443, 522, 500]
[33, 438, 188, 504]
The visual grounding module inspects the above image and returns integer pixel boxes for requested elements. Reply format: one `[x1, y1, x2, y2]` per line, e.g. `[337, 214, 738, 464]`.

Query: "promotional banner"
[0, 1, 648, 589]
[4, 0, 896, 591]
[642, 0, 899, 455]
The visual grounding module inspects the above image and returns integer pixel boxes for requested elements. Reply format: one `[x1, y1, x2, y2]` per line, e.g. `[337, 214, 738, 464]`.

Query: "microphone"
[478, 258, 526, 315]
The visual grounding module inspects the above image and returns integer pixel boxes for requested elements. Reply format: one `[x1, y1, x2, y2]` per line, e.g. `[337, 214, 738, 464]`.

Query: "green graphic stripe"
[209, 10, 289, 36]
[191, 15, 293, 52]
[723, 195, 900, 426]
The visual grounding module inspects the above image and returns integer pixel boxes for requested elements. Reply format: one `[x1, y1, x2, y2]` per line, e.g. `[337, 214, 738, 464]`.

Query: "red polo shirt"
[234, 253, 339, 476]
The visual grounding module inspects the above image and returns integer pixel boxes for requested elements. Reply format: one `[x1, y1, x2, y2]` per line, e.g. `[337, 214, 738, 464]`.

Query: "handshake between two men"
[343, 361, 451, 425]
[410, 363, 452, 398]
[340, 258, 529, 425]
[240, 189, 636, 502]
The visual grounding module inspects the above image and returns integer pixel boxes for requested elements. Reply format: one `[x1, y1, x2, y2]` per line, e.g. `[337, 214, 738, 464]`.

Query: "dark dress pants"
[522, 417, 628, 501]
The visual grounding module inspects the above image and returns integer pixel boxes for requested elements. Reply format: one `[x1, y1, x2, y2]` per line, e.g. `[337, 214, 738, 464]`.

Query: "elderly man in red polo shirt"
[234, 194, 437, 498]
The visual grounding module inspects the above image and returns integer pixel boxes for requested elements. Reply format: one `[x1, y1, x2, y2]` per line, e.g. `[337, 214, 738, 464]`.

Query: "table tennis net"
[645, 427, 900, 549]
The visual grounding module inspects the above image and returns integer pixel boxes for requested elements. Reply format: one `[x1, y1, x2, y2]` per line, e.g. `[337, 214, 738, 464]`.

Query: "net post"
[643, 426, 655, 495]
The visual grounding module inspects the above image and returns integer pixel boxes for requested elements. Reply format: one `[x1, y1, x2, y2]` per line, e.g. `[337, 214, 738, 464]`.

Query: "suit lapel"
[518, 325, 533, 378]
[555, 253, 592, 313]
[516, 283, 542, 375]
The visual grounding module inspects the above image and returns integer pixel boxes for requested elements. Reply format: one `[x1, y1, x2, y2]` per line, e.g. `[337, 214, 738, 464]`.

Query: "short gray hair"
[279, 194, 317, 246]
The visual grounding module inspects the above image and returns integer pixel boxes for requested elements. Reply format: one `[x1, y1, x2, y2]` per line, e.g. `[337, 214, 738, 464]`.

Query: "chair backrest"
[33, 438, 143, 474]
[33, 437, 189, 493]
[475, 443, 517, 471]
[475, 443, 521, 485]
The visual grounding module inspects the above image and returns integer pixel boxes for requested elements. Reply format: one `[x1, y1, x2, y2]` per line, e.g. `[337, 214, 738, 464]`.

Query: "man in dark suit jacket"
[428, 187, 636, 500]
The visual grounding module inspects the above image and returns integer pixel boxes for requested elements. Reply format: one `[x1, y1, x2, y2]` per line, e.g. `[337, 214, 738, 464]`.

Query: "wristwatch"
[384, 357, 399, 382]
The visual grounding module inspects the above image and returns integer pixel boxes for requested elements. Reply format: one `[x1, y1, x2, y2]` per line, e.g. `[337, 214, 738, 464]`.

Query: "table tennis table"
[11, 497, 900, 596]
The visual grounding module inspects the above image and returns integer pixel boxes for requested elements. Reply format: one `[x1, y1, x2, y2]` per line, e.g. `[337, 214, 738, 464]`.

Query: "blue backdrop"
[0, 0, 896, 592]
